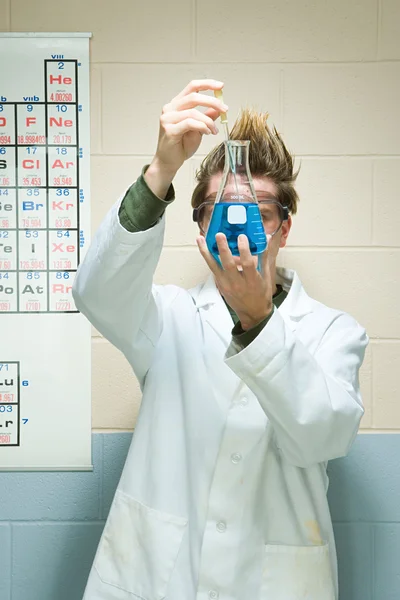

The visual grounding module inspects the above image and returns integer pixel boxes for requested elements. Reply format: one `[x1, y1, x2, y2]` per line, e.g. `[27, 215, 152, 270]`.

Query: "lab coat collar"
[192, 266, 314, 321]
[275, 267, 315, 320]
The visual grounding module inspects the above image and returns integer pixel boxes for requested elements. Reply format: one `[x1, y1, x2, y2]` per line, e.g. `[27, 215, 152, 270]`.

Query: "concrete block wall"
[4, 0, 397, 432]
[0, 0, 399, 598]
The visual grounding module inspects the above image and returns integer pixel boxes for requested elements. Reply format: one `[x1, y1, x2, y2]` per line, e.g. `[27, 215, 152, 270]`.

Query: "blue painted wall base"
[0, 434, 399, 600]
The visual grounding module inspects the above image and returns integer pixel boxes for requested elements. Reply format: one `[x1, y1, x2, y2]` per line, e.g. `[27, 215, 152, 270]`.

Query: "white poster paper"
[0, 33, 91, 470]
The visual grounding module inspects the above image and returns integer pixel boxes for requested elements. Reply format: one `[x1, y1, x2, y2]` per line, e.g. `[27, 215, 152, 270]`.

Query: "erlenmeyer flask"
[205, 140, 267, 269]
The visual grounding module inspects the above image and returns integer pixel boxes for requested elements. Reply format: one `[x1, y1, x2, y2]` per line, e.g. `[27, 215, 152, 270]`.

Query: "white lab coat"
[73, 197, 368, 600]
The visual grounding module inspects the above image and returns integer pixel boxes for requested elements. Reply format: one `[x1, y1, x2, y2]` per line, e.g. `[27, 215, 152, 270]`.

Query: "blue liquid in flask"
[206, 202, 267, 265]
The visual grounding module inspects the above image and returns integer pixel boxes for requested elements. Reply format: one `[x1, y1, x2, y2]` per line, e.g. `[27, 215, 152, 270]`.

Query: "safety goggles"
[193, 198, 289, 237]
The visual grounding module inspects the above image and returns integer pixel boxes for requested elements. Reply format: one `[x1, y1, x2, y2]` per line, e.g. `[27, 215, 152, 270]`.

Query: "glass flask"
[205, 140, 267, 270]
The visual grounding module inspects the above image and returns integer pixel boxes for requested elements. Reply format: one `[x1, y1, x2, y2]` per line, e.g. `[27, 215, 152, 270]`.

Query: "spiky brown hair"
[191, 108, 300, 214]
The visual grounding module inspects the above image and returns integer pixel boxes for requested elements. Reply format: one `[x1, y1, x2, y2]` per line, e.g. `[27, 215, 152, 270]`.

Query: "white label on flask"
[227, 205, 247, 224]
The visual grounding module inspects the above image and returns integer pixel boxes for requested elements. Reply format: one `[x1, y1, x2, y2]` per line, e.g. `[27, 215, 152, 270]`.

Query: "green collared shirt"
[119, 166, 288, 350]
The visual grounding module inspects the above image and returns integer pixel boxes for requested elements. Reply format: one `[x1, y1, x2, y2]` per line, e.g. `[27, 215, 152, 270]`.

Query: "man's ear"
[279, 215, 292, 249]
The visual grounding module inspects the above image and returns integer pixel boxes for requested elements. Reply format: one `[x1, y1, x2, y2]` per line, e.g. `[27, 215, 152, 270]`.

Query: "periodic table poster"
[0, 33, 92, 470]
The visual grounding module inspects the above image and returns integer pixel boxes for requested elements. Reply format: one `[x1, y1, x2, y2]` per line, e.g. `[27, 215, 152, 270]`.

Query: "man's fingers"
[215, 233, 237, 274]
[237, 235, 257, 280]
[161, 109, 218, 134]
[175, 79, 224, 100]
[204, 107, 222, 123]
[165, 119, 213, 138]
[168, 92, 228, 115]
[196, 236, 221, 276]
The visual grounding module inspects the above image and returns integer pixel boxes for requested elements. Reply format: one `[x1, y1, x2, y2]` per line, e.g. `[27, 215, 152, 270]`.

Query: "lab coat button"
[240, 397, 248, 407]
[209, 590, 219, 599]
[216, 521, 227, 533]
[231, 452, 242, 464]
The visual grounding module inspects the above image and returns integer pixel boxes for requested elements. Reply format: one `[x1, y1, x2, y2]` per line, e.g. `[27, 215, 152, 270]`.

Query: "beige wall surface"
[4, 0, 399, 432]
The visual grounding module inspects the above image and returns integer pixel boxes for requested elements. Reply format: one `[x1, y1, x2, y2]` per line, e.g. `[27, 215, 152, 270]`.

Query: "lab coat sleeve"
[224, 309, 368, 468]
[72, 196, 165, 385]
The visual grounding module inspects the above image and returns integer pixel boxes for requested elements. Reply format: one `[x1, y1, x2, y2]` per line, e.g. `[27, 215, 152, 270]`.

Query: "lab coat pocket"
[95, 490, 188, 599]
[261, 543, 335, 600]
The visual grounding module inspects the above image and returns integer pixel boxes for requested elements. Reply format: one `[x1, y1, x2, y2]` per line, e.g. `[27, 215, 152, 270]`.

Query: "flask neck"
[224, 140, 250, 176]
[216, 140, 257, 204]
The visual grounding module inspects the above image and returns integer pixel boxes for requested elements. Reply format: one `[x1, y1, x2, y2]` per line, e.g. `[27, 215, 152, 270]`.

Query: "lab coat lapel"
[193, 275, 243, 412]
[190, 269, 314, 414]
[192, 268, 314, 338]
[191, 274, 233, 347]
[276, 267, 314, 331]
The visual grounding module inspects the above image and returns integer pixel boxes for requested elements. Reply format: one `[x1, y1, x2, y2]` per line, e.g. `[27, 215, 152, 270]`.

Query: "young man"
[73, 79, 368, 600]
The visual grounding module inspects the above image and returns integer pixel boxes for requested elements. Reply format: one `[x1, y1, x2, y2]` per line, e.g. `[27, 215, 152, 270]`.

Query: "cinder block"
[92, 338, 141, 430]
[0, 0, 9, 31]
[292, 158, 372, 246]
[280, 248, 400, 339]
[328, 434, 400, 522]
[165, 160, 201, 247]
[197, 0, 376, 62]
[0, 524, 11, 600]
[0, 436, 101, 520]
[12, 522, 105, 600]
[155, 242, 272, 290]
[101, 64, 281, 155]
[194, 65, 282, 157]
[91, 155, 150, 235]
[373, 159, 400, 246]
[283, 64, 400, 155]
[10, 0, 193, 62]
[102, 64, 191, 155]
[380, 0, 400, 60]
[372, 341, 400, 429]
[154, 246, 209, 289]
[90, 65, 102, 155]
[373, 523, 400, 600]
[102, 432, 133, 518]
[90, 156, 195, 245]
[333, 523, 372, 600]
